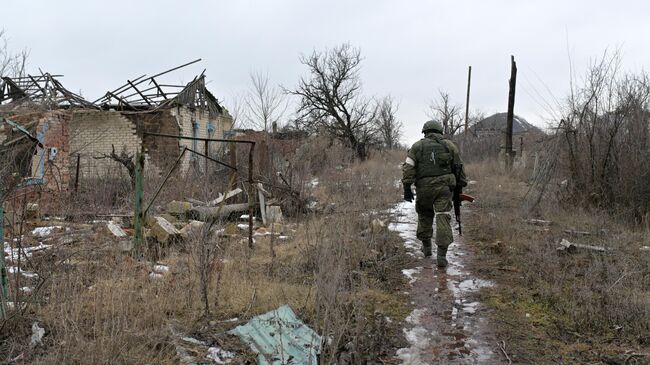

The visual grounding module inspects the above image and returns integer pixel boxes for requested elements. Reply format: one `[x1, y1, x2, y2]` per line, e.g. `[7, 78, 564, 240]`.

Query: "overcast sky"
[3, 0, 649, 144]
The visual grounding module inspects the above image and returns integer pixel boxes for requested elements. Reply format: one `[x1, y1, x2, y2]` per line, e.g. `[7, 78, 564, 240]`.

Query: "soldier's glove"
[403, 183, 414, 202]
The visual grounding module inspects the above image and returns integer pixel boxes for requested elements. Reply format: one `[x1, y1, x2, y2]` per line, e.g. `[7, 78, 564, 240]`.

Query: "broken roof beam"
[91, 74, 147, 104]
[106, 91, 137, 111]
[150, 78, 168, 100]
[146, 59, 201, 82]
[127, 79, 152, 106]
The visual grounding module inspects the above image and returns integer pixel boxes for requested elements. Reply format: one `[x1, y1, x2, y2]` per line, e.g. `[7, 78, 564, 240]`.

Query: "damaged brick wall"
[124, 111, 181, 172]
[69, 110, 141, 180]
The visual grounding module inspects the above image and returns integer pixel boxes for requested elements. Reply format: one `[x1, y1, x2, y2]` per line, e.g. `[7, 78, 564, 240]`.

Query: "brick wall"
[125, 111, 180, 172]
[170, 106, 233, 172]
[69, 110, 141, 180]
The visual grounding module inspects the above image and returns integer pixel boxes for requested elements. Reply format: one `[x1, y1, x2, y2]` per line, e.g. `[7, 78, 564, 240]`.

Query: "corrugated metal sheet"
[228, 305, 320, 365]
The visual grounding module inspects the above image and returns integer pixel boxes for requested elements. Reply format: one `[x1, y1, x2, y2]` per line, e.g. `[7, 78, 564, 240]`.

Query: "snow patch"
[206, 346, 235, 364]
[402, 267, 422, 285]
[153, 264, 169, 273]
[396, 308, 431, 365]
[31, 226, 62, 237]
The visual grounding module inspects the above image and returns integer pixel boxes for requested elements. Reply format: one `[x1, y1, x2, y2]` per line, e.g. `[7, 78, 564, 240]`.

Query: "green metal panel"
[228, 305, 321, 365]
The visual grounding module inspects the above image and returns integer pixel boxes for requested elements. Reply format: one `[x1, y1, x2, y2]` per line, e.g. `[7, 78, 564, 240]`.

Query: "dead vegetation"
[1, 136, 411, 364]
[465, 159, 650, 364]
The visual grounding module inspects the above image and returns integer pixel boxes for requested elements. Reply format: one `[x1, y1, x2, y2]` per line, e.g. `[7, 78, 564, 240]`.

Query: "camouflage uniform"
[402, 121, 467, 264]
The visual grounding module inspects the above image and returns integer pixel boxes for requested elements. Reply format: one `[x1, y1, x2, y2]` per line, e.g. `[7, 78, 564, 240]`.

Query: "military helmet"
[422, 120, 443, 134]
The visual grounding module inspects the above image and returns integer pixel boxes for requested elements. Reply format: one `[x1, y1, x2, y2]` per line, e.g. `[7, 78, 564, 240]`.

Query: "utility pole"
[505, 56, 517, 171]
[464, 66, 472, 136]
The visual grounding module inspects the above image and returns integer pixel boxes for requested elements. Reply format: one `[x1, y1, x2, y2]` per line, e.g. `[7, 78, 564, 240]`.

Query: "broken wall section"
[69, 110, 142, 181]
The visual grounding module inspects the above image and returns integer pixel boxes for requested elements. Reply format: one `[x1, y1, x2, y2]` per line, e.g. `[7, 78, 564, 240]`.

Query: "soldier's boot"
[436, 246, 448, 268]
[421, 239, 432, 257]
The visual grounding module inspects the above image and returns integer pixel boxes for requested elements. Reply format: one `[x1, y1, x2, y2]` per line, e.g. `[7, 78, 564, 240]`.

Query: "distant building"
[461, 112, 545, 162]
[471, 112, 543, 136]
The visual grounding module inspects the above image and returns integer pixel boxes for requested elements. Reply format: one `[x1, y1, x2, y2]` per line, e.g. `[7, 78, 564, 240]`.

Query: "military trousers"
[414, 174, 455, 249]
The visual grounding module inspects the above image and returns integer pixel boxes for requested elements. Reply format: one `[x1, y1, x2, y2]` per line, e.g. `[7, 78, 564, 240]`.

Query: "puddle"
[390, 201, 498, 364]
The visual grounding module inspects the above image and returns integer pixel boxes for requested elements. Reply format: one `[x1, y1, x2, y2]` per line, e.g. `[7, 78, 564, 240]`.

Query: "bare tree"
[245, 71, 287, 132]
[224, 91, 248, 129]
[0, 29, 28, 77]
[376, 96, 403, 149]
[289, 44, 379, 160]
[428, 91, 463, 135]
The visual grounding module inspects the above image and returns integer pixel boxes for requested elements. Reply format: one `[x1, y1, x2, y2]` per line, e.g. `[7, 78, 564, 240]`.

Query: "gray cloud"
[3, 0, 648, 144]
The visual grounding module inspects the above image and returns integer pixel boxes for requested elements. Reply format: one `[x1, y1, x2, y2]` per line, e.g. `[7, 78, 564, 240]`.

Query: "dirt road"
[391, 202, 503, 364]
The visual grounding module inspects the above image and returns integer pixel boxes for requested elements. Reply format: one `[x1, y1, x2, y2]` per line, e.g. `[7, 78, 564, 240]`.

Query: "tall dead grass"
[1, 145, 410, 364]
[467, 160, 650, 361]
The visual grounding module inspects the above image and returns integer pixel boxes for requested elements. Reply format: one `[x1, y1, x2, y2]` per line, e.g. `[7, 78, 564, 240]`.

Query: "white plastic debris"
[149, 272, 164, 279]
[30, 322, 45, 347]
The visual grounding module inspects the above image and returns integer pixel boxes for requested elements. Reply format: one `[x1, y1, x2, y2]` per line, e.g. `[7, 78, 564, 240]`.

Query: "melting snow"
[206, 346, 235, 364]
[396, 309, 431, 365]
[4, 242, 52, 261]
[31, 226, 62, 237]
[153, 264, 169, 273]
[402, 267, 423, 285]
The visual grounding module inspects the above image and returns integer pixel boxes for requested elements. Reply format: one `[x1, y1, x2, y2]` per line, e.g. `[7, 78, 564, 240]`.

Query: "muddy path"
[390, 202, 503, 364]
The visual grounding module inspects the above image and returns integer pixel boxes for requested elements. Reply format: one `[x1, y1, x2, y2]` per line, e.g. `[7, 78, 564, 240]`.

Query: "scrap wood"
[207, 188, 243, 206]
[564, 229, 592, 236]
[525, 218, 552, 226]
[557, 238, 607, 253]
[186, 198, 207, 206]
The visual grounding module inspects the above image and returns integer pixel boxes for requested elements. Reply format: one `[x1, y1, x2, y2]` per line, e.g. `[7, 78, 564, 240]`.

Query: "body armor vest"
[415, 137, 453, 179]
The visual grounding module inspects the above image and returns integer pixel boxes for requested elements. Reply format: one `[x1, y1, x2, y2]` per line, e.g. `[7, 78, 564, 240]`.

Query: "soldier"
[402, 120, 467, 267]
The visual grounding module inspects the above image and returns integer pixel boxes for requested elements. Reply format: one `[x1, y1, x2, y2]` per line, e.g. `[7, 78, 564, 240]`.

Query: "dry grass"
[465, 161, 650, 363]
[1, 147, 411, 364]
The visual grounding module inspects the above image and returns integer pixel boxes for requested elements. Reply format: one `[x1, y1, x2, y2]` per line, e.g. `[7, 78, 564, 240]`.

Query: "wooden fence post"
[133, 150, 145, 253]
[505, 56, 518, 171]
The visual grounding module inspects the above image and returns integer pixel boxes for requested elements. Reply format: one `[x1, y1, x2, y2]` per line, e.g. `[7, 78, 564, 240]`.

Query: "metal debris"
[228, 305, 321, 365]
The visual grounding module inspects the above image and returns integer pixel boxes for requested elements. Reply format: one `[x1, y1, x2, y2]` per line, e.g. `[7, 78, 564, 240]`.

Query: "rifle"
[452, 187, 475, 235]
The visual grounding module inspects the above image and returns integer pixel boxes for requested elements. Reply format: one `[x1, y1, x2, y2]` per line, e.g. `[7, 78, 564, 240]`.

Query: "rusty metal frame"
[141, 132, 256, 248]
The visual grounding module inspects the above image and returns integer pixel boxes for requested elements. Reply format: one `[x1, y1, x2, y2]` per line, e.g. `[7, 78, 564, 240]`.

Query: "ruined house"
[0, 61, 234, 196]
[459, 112, 545, 162]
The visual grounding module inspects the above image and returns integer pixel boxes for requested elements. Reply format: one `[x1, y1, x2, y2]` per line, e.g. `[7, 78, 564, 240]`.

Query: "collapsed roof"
[0, 59, 226, 117]
[0, 72, 96, 108]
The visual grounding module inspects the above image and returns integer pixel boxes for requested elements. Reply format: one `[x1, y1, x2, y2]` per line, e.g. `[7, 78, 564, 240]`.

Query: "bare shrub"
[467, 161, 650, 360]
[530, 51, 650, 219]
